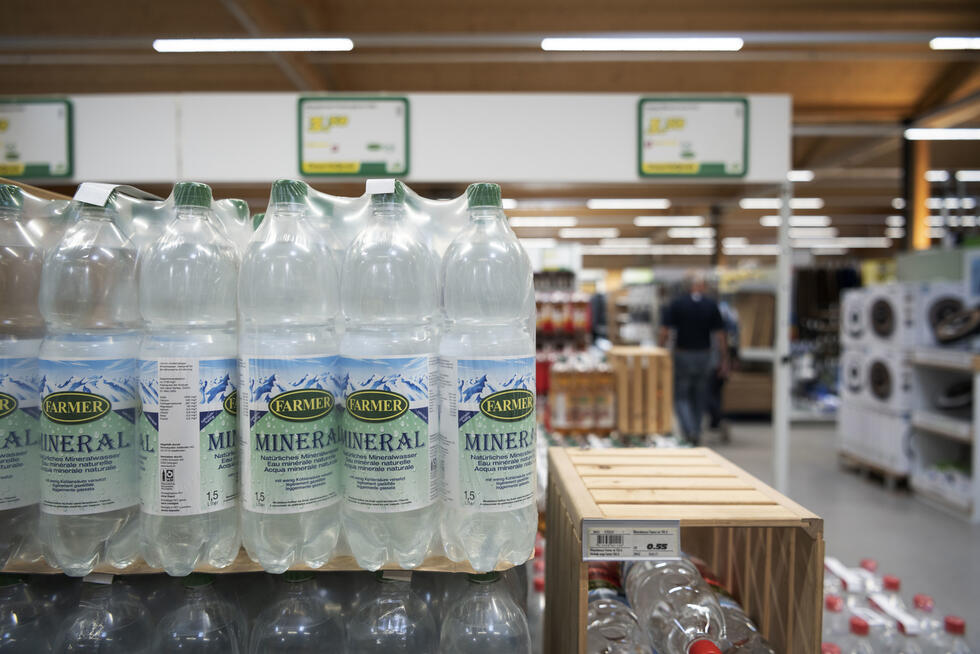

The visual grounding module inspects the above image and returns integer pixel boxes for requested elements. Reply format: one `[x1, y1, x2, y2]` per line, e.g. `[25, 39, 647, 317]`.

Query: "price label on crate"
[582, 519, 680, 561]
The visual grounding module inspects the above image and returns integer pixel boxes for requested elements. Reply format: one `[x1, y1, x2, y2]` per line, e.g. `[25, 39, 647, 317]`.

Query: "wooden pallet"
[608, 346, 672, 435]
[838, 451, 908, 491]
[544, 446, 824, 654]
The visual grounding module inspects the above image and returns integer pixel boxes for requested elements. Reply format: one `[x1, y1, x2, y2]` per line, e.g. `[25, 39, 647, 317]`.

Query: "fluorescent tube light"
[738, 198, 825, 210]
[955, 170, 980, 182]
[886, 215, 905, 227]
[509, 216, 577, 227]
[722, 237, 747, 247]
[559, 228, 620, 239]
[892, 198, 906, 210]
[928, 215, 945, 227]
[931, 228, 947, 239]
[587, 198, 671, 210]
[153, 37, 354, 52]
[927, 197, 977, 210]
[929, 37, 980, 50]
[519, 238, 557, 248]
[693, 238, 716, 248]
[633, 215, 704, 227]
[724, 244, 780, 256]
[787, 170, 815, 183]
[667, 227, 716, 239]
[926, 170, 950, 183]
[541, 37, 743, 52]
[814, 248, 849, 256]
[789, 227, 838, 239]
[599, 238, 651, 247]
[794, 237, 891, 249]
[905, 128, 980, 140]
[759, 215, 831, 227]
[885, 227, 905, 239]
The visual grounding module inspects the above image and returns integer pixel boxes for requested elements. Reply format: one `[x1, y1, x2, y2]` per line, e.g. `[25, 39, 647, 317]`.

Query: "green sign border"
[0, 97, 74, 180]
[637, 97, 749, 179]
[297, 95, 410, 178]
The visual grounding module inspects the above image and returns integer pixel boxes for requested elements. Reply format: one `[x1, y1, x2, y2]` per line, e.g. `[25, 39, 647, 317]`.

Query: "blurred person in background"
[659, 272, 729, 445]
[706, 297, 739, 442]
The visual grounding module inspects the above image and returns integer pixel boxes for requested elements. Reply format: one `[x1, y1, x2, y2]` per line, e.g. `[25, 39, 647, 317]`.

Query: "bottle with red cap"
[586, 562, 653, 654]
[924, 616, 973, 654]
[911, 594, 943, 637]
[839, 616, 875, 654]
[854, 558, 884, 595]
[881, 621, 925, 654]
[822, 644, 842, 654]
[880, 575, 907, 610]
[823, 595, 850, 642]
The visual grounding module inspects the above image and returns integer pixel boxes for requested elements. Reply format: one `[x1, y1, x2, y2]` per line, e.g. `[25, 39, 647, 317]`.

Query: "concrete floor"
[709, 421, 980, 647]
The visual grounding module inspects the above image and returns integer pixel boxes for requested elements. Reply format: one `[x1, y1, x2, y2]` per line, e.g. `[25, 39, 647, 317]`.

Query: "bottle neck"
[469, 206, 502, 223]
[175, 205, 212, 222]
[0, 207, 20, 222]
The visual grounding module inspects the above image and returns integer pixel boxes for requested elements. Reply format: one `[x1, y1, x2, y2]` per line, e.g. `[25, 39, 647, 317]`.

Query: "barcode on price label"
[582, 519, 680, 561]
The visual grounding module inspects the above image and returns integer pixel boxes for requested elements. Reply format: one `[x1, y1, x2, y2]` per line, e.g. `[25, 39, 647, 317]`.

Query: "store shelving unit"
[907, 346, 980, 524]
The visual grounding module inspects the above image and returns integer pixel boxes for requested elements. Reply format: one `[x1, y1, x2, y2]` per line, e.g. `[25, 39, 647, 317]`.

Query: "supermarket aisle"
[712, 423, 980, 647]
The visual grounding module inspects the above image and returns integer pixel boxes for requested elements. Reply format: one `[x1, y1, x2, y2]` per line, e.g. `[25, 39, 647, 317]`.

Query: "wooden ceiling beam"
[912, 62, 980, 116]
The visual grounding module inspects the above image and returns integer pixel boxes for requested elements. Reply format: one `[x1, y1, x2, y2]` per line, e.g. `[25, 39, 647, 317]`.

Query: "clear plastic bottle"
[880, 622, 924, 654]
[925, 616, 972, 654]
[238, 180, 342, 573]
[529, 576, 546, 654]
[340, 180, 439, 570]
[911, 594, 943, 638]
[53, 579, 153, 652]
[718, 596, 775, 654]
[39, 199, 140, 577]
[154, 573, 246, 652]
[0, 574, 54, 652]
[138, 182, 240, 576]
[439, 183, 537, 573]
[347, 571, 438, 653]
[838, 616, 874, 654]
[823, 595, 850, 644]
[585, 562, 652, 654]
[248, 571, 346, 653]
[439, 571, 532, 654]
[623, 559, 725, 654]
[0, 185, 43, 568]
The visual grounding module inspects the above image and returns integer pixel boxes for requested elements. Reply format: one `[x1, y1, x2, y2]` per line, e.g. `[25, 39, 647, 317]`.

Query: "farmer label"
[240, 356, 342, 514]
[439, 355, 536, 511]
[341, 354, 437, 513]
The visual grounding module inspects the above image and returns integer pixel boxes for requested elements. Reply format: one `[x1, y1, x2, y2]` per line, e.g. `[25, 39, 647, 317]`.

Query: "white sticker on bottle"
[340, 354, 437, 513]
[439, 355, 536, 512]
[139, 357, 238, 516]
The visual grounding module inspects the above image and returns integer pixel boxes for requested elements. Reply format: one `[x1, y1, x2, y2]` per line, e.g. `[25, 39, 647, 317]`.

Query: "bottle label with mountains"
[39, 357, 138, 515]
[138, 357, 238, 515]
[239, 355, 341, 514]
[340, 354, 437, 512]
[439, 355, 536, 511]
[0, 350, 40, 510]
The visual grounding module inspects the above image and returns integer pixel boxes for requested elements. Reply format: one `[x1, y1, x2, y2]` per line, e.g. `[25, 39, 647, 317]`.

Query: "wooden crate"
[608, 346, 673, 435]
[723, 370, 773, 413]
[544, 447, 823, 654]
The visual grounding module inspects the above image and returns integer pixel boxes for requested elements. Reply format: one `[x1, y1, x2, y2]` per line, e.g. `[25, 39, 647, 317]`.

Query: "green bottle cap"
[173, 182, 213, 209]
[0, 184, 22, 210]
[284, 571, 314, 583]
[271, 179, 308, 205]
[466, 183, 502, 209]
[252, 212, 265, 229]
[467, 572, 501, 584]
[182, 573, 215, 588]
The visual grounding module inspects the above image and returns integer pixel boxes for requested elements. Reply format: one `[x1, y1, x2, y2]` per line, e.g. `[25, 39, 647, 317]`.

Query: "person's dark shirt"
[662, 293, 724, 350]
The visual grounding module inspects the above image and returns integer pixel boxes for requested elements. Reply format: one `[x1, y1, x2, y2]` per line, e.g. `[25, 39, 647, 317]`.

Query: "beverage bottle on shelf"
[822, 645, 842, 654]
[340, 180, 440, 570]
[687, 554, 773, 654]
[238, 179, 343, 573]
[0, 574, 54, 652]
[155, 573, 246, 653]
[838, 616, 874, 654]
[439, 571, 532, 654]
[877, 575, 906, 609]
[585, 562, 653, 654]
[911, 594, 943, 637]
[0, 185, 43, 568]
[53, 577, 153, 652]
[529, 576, 546, 654]
[925, 616, 972, 654]
[823, 595, 850, 643]
[138, 182, 240, 576]
[623, 559, 726, 654]
[347, 571, 438, 653]
[880, 622, 925, 654]
[248, 571, 345, 653]
[39, 198, 140, 576]
[439, 182, 537, 572]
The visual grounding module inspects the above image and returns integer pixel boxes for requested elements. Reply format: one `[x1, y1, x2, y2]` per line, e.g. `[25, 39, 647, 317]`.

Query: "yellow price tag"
[0, 163, 25, 176]
[642, 163, 700, 174]
[302, 161, 361, 174]
[308, 115, 349, 133]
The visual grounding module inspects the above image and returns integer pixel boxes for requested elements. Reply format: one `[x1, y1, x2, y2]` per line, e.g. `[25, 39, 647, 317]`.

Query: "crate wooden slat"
[608, 346, 672, 435]
[544, 446, 824, 654]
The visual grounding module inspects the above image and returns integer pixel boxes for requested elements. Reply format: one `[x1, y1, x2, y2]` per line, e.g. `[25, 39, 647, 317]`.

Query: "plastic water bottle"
[238, 180, 342, 573]
[439, 571, 532, 653]
[623, 559, 725, 654]
[718, 596, 775, 653]
[880, 622, 924, 654]
[53, 578, 153, 652]
[138, 182, 240, 576]
[529, 576, 545, 654]
[822, 645, 842, 654]
[0, 574, 54, 652]
[823, 595, 850, 643]
[248, 571, 345, 653]
[925, 616, 972, 654]
[340, 180, 439, 570]
[347, 571, 438, 653]
[838, 616, 874, 654]
[585, 562, 653, 654]
[0, 185, 43, 568]
[439, 183, 537, 572]
[39, 199, 140, 576]
[911, 594, 943, 637]
[155, 573, 246, 652]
